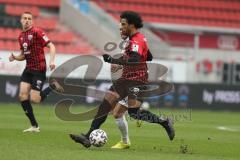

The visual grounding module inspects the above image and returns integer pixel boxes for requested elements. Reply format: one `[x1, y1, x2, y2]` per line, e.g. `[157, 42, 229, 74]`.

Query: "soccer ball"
[89, 129, 108, 147]
[141, 101, 150, 110]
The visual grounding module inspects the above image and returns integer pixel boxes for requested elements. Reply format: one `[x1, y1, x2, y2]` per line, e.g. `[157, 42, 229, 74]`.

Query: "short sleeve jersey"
[18, 27, 50, 72]
[121, 32, 149, 83]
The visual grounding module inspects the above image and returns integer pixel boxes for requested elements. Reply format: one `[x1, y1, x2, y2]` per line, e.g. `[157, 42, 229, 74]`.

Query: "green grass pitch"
[0, 103, 239, 160]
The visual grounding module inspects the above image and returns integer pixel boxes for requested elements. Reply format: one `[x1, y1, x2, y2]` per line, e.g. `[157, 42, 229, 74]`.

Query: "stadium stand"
[0, 0, 60, 8]
[152, 29, 240, 49]
[93, 0, 240, 28]
[0, 0, 98, 54]
[92, 0, 240, 50]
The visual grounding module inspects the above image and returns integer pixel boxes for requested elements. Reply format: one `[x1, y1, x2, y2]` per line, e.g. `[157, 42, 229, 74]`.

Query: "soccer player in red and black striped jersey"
[9, 12, 63, 132]
[70, 11, 174, 148]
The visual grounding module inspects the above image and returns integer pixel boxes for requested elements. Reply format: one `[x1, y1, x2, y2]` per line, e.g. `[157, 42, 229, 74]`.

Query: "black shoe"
[162, 118, 175, 141]
[69, 133, 91, 148]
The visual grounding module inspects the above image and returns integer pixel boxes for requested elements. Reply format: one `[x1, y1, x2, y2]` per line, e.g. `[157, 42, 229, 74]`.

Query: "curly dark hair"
[120, 11, 143, 29]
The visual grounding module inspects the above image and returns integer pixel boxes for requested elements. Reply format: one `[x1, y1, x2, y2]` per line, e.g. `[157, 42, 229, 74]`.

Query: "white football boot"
[23, 126, 40, 133]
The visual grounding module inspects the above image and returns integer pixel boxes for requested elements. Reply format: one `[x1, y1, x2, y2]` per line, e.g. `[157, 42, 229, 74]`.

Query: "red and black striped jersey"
[121, 32, 149, 83]
[18, 27, 50, 72]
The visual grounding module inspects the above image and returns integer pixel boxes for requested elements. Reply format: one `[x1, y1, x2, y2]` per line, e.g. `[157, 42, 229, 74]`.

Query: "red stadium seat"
[35, 18, 57, 30]
[94, 0, 240, 29]
[48, 32, 74, 44]
[0, 28, 20, 40]
[0, 40, 4, 50]
[0, 0, 60, 7]
[0, 28, 4, 39]
[5, 5, 39, 16]
[0, 1, 99, 55]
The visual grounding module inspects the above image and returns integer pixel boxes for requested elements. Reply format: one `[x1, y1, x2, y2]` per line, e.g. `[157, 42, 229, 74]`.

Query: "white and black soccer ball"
[89, 129, 108, 147]
[141, 102, 150, 110]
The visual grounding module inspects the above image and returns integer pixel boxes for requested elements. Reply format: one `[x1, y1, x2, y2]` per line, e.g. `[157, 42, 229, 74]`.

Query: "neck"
[23, 26, 32, 32]
[130, 29, 138, 37]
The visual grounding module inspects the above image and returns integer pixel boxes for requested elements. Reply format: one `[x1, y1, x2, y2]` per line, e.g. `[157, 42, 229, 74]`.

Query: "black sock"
[85, 99, 112, 138]
[21, 100, 38, 127]
[40, 84, 55, 101]
[128, 108, 167, 125]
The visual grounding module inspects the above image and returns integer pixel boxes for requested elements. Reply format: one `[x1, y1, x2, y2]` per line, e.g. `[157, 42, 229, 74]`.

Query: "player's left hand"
[9, 53, 15, 62]
[49, 63, 55, 71]
[102, 54, 112, 63]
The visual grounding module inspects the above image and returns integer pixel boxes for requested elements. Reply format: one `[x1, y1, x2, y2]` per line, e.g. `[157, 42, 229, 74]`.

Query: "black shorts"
[109, 79, 146, 100]
[20, 69, 46, 91]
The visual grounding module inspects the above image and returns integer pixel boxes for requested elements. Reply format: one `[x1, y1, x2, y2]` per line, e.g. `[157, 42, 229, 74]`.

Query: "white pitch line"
[217, 126, 238, 132]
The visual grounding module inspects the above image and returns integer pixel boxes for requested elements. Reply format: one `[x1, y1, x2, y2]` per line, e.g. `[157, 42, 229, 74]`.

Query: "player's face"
[119, 24, 127, 40]
[120, 18, 130, 37]
[21, 13, 33, 31]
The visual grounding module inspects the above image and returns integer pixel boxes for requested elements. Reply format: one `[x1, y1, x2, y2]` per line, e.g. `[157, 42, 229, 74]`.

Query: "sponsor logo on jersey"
[23, 42, 28, 51]
[28, 35, 33, 41]
[22, 42, 30, 54]
[132, 44, 139, 52]
[43, 35, 49, 42]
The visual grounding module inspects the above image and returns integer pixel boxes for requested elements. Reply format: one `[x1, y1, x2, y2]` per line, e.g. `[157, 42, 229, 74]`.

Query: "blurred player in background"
[9, 12, 63, 133]
[70, 11, 174, 148]
[110, 26, 130, 149]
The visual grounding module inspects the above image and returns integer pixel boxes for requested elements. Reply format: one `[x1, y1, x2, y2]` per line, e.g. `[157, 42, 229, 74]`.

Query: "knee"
[19, 93, 29, 101]
[30, 96, 41, 103]
[128, 99, 141, 107]
[104, 92, 119, 105]
[113, 112, 122, 119]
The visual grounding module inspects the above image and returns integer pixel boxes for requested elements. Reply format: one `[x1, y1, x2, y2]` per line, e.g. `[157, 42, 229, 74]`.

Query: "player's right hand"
[102, 54, 112, 63]
[111, 64, 121, 73]
[9, 53, 15, 62]
[49, 63, 56, 71]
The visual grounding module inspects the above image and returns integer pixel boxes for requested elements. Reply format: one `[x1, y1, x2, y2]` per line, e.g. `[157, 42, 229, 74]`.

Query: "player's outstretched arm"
[103, 51, 141, 65]
[9, 51, 25, 62]
[47, 42, 56, 71]
[111, 64, 123, 73]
